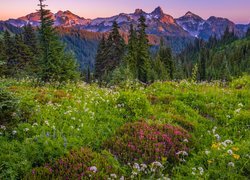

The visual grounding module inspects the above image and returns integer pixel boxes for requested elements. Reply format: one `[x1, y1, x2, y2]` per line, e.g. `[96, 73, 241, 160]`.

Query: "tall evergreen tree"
[126, 24, 138, 77]
[105, 21, 125, 73]
[37, 0, 79, 82]
[199, 47, 207, 81]
[158, 39, 174, 79]
[13, 34, 33, 74]
[3, 31, 15, 76]
[137, 16, 150, 83]
[23, 24, 38, 54]
[95, 35, 106, 80]
[0, 40, 6, 75]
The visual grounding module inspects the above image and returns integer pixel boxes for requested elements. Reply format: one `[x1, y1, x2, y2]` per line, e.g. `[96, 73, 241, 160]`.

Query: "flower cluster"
[26, 148, 120, 179]
[104, 122, 192, 164]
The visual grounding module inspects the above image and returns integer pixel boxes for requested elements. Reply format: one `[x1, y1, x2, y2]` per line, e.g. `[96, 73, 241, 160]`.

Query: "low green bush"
[0, 88, 19, 126]
[25, 148, 122, 179]
[116, 91, 151, 120]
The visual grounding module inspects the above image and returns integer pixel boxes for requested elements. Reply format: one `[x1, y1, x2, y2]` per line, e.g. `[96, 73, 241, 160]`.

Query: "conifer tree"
[126, 24, 138, 77]
[37, 0, 79, 82]
[0, 40, 6, 75]
[95, 35, 106, 80]
[3, 31, 15, 76]
[158, 39, 174, 79]
[137, 16, 150, 83]
[199, 47, 207, 81]
[105, 21, 125, 73]
[13, 34, 33, 74]
[23, 24, 38, 54]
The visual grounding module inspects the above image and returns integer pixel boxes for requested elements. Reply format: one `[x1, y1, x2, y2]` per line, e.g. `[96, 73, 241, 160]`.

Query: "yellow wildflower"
[208, 160, 213, 164]
[233, 154, 240, 160]
[232, 147, 239, 151]
[212, 143, 220, 150]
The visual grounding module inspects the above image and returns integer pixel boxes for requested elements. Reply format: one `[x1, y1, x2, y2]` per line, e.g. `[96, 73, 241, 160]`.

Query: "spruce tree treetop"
[95, 35, 106, 80]
[137, 15, 150, 83]
[37, 0, 79, 82]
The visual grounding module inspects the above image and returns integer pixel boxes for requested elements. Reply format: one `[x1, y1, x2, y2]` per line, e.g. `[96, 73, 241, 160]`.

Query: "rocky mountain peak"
[151, 6, 164, 16]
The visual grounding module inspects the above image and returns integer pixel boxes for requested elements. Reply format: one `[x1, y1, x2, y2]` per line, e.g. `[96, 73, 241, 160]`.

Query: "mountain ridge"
[1, 7, 249, 40]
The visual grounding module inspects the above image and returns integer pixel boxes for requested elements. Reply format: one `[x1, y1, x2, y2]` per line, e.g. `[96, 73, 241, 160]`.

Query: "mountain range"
[1, 6, 249, 40]
[0, 7, 249, 70]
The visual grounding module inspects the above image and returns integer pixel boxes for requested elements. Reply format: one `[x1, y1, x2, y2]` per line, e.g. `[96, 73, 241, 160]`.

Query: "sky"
[0, 0, 249, 24]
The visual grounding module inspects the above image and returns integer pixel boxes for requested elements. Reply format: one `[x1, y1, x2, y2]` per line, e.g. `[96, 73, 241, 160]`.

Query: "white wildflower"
[238, 103, 243, 107]
[228, 162, 235, 167]
[221, 142, 227, 147]
[24, 128, 29, 132]
[214, 134, 221, 141]
[133, 163, 140, 171]
[192, 167, 197, 171]
[198, 167, 204, 175]
[89, 166, 97, 173]
[152, 161, 163, 168]
[12, 130, 17, 135]
[176, 151, 188, 156]
[0, 125, 6, 130]
[212, 126, 217, 134]
[140, 163, 147, 171]
[224, 140, 233, 145]
[45, 121, 50, 126]
[235, 108, 241, 113]
[227, 149, 233, 155]
[205, 150, 210, 155]
[110, 174, 117, 178]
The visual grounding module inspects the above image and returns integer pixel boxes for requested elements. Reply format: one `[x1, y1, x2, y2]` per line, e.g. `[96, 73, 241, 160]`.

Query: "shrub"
[116, 91, 151, 120]
[230, 75, 250, 89]
[104, 122, 192, 164]
[24, 148, 122, 179]
[0, 88, 19, 125]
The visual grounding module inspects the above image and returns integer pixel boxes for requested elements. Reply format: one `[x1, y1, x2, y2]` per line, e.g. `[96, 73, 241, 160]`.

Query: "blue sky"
[0, 0, 249, 23]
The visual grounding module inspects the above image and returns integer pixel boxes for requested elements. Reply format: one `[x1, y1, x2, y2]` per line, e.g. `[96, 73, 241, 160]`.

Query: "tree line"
[176, 27, 250, 81]
[1, 0, 249, 84]
[94, 16, 174, 84]
[0, 0, 79, 83]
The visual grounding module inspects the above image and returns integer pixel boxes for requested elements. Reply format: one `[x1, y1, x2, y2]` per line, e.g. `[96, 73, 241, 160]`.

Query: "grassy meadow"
[0, 76, 250, 179]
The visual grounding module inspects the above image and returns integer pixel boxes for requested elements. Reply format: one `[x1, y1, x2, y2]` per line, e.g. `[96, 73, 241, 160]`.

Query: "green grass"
[0, 76, 249, 179]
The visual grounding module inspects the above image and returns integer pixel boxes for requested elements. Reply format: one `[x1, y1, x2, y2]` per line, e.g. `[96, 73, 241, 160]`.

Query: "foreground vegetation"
[0, 75, 249, 179]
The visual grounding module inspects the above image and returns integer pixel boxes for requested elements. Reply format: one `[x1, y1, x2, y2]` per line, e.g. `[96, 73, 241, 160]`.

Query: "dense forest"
[1, 16, 249, 84]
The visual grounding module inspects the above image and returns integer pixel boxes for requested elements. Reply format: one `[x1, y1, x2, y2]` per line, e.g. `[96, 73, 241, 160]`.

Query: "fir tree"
[37, 0, 79, 82]
[13, 34, 33, 74]
[126, 24, 138, 77]
[23, 24, 38, 54]
[0, 40, 6, 75]
[95, 35, 106, 80]
[137, 16, 150, 83]
[199, 47, 207, 81]
[3, 31, 15, 76]
[158, 39, 174, 79]
[105, 21, 125, 73]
